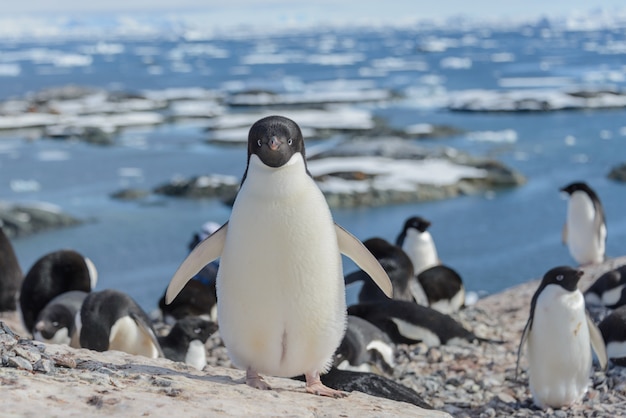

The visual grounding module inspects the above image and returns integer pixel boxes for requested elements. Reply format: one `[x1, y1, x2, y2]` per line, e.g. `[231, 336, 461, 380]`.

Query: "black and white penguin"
[598, 305, 626, 367]
[0, 227, 23, 312]
[158, 278, 217, 324]
[76, 289, 163, 358]
[333, 315, 395, 375]
[396, 216, 439, 276]
[165, 115, 391, 397]
[344, 237, 415, 304]
[294, 368, 434, 410]
[517, 266, 608, 409]
[347, 299, 497, 346]
[19, 249, 97, 333]
[584, 265, 626, 310]
[561, 182, 607, 265]
[417, 265, 465, 314]
[33, 290, 87, 345]
[158, 316, 218, 370]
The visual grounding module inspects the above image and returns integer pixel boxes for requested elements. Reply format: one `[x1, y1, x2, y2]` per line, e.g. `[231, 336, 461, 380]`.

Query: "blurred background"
[1, 1, 626, 313]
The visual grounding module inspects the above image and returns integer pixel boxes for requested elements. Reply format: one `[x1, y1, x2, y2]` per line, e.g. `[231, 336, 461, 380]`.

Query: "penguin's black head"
[560, 181, 594, 196]
[169, 316, 217, 343]
[541, 266, 583, 292]
[35, 304, 74, 339]
[404, 216, 431, 233]
[247, 115, 305, 168]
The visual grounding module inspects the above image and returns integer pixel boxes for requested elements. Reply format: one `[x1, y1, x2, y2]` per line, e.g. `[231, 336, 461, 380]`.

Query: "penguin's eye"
[52, 321, 59, 327]
[287, 138, 293, 146]
[194, 327, 201, 334]
[556, 274, 564, 281]
[257, 139, 262, 147]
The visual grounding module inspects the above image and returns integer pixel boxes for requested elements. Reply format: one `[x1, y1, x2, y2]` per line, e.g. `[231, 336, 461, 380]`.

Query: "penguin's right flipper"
[515, 317, 533, 380]
[587, 313, 608, 371]
[561, 223, 568, 245]
[166, 223, 228, 304]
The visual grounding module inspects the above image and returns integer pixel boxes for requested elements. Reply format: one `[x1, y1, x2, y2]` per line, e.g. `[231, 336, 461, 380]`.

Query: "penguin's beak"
[268, 136, 282, 151]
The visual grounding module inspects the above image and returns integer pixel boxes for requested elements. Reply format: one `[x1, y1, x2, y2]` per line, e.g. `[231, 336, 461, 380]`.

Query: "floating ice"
[467, 129, 518, 143]
[0, 64, 21, 76]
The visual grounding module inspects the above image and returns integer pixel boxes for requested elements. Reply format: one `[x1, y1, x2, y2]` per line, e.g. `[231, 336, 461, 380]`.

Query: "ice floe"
[467, 130, 518, 143]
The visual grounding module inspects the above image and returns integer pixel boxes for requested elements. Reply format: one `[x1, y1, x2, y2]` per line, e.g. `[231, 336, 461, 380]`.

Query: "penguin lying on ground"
[417, 265, 465, 314]
[598, 305, 626, 367]
[158, 316, 217, 370]
[165, 116, 392, 397]
[584, 264, 626, 310]
[33, 290, 87, 345]
[347, 299, 499, 346]
[19, 249, 97, 334]
[158, 279, 217, 324]
[0, 227, 23, 312]
[76, 289, 163, 359]
[561, 182, 606, 266]
[516, 266, 607, 409]
[293, 368, 433, 409]
[333, 315, 395, 375]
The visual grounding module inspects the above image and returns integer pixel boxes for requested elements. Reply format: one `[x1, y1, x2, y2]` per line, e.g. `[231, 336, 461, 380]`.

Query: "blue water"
[1, 22, 626, 312]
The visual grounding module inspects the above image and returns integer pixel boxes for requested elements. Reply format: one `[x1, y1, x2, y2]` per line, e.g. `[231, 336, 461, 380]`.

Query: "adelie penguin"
[76, 289, 163, 359]
[584, 264, 626, 310]
[158, 316, 218, 370]
[347, 299, 498, 347]
[19, 249, 97, 334]
[396, 216, 439, 276]
[333, 315, 395, 375]
[33, 290, 87, 345]
[598, 305, 626, 367]
[0, 227, 23, 312]
[516, 266, 608, 409]
[561, 182, 607, 266]
[165, 115, 392, 397]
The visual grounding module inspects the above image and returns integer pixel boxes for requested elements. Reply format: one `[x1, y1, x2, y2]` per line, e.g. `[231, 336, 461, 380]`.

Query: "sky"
[4, 0, 626, 27]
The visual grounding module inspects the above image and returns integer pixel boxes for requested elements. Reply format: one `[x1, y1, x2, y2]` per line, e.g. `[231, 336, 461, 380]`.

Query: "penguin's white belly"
[528, 287, 591, 408]
[109, 316, 160, 359]
[403, 232, 438, 275]
[567, 196, 604, 264]
[217, 168, 346, 377]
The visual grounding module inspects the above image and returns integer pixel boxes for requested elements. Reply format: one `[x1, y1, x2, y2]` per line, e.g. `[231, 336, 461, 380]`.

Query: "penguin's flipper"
[515, 317, 532, 380]
[130, 312, 165, 358]
[166, 223, 228, 304]
[587, 313, 608, 371]
[335, 224, 392, 298]
[561, 223, 568, 245]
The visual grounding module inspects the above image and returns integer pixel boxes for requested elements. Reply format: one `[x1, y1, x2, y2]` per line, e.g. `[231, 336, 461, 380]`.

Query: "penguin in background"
[158, 316, 218, 370]
[584, 264, 626, 310]
[165, 116, 392, 398]
[19, 249, 97, 334]
[76, 289, 163, 359]
[561, 182, 607, 266]
[333, 315, 395, 376]
[396, 216, 439, 276]
[0, 226, 23, 312]
[598, 305, 626, 367]
[344, 237, 415, 304]
[33, 290, 87, 345]
[516, 266, 608, 409]
[417, 265, 465, 314]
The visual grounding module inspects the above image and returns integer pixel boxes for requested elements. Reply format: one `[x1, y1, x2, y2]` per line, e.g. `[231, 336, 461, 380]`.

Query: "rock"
[110, 188, 152, 201]
[153, 174, 239, 200]
[0, 202, 82, 238]
[608, 163, 626, 182]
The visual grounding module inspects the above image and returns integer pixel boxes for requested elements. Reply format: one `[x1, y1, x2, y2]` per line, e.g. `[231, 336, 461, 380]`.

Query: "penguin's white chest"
[217, 155, 346, 377]
[402, 230, 438, 275]
[527, 285, 591, 408]
[566, 193, 605, 264]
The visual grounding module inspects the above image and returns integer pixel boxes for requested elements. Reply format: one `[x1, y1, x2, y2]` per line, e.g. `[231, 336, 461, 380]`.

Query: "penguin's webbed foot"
[246, 367, 271, 390]
[305, 371, 347, 398]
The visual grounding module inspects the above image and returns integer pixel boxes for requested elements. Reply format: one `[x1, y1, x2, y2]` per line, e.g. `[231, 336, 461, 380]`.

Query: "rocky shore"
[0, 201, 83, 238]
[2, 256, 625, 417]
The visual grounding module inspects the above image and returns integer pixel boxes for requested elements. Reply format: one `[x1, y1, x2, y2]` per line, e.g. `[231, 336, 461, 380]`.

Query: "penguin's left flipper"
[515, 317, 533, 380]
[587, 313, 608, 371]
[166, 223, 228, 304]
[335, 224, 392, 298]
[131, 312, 165, 358]
[561, 223, 568, 245]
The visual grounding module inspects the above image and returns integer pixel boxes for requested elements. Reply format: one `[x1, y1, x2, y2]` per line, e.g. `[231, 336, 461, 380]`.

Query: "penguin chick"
[33, 290, 87, 345]
[159, 316, 218, 370]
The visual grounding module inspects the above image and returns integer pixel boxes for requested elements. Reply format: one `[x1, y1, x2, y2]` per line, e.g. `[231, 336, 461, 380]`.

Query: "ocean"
[1, 15, 626, 312]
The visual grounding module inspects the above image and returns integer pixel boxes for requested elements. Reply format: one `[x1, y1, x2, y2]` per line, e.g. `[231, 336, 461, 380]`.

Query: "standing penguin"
[561, 182, 606, 265]
[517, 266, 607, 409]
[166, 115, 392, 397]
[396, 216, 439, 276]
[0, 227, 23, 312]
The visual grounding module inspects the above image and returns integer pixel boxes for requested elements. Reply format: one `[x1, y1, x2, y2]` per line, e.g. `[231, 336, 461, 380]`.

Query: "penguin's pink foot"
[246, 367, 271, 390]
[305, 371, 347, 398]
